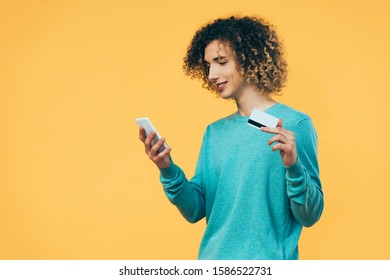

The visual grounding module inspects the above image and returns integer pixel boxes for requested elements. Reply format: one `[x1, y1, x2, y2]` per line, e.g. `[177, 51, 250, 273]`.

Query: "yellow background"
[1, 0, 389, 259]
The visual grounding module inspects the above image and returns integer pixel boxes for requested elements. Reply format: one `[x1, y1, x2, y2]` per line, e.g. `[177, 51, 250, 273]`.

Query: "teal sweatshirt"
[159, 103, 324, 260]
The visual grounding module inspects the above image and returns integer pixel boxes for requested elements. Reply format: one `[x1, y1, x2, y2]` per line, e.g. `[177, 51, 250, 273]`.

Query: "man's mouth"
[216, 81, 227, 91]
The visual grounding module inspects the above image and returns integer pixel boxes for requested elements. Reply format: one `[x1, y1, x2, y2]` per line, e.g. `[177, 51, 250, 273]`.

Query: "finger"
[271, 143, 293, 153]
[144, 131, 156, 147]
[155, 146, 172, 161]
[149, 137, 166, 158]
[260, 118, 282, 133]
[139, 127, 146, 142]
[144, 131, 156, 153]
[277, 118, 283, 128]
[260, 126, 288, 138]
[268, 134, 288, 146]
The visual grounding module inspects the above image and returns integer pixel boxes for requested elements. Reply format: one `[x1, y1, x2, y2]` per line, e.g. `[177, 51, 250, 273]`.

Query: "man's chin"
[221, 93, 237, 101]
[218, 91, 231, 99]
[214, 89, 235, 100]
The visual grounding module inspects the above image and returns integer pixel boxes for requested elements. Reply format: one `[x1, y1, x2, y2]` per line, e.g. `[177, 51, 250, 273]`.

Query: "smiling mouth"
[216, 81, 227, 91]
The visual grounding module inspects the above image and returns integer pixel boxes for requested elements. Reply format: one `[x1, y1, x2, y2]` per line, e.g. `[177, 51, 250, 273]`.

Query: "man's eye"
[219, 61, 227, 65]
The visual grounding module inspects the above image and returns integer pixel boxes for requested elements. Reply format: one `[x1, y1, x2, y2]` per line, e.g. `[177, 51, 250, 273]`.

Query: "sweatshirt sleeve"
[159, 129, 208, 224]
[285, 118, 324, 227]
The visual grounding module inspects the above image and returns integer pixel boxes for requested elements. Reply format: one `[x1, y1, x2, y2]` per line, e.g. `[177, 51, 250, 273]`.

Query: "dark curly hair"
[183, 16, 288, 95]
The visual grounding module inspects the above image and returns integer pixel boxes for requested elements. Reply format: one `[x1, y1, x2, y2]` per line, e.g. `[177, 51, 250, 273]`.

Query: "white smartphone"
[136, 117, 168, 153]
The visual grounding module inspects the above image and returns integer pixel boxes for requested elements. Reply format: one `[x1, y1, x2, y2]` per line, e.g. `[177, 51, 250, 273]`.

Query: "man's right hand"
[139, 127, 172, 169]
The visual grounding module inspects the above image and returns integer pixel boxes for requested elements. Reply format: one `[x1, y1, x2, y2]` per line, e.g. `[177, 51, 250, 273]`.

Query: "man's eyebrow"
[214, 56, 226, 61]
[204, 56, 227, 63]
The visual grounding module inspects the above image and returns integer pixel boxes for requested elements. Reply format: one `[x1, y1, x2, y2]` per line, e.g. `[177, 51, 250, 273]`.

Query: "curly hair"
[183, 16, 288, 95]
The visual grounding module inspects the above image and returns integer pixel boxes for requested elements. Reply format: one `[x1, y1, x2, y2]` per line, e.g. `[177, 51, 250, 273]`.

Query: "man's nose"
[208, 65, 219, 82]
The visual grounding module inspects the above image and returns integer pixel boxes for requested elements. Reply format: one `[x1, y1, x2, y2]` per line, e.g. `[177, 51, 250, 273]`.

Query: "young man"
[139, 16, 324, 259]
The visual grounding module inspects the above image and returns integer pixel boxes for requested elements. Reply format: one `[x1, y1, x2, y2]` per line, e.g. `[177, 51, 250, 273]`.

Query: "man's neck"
[235, 86, 276, 116]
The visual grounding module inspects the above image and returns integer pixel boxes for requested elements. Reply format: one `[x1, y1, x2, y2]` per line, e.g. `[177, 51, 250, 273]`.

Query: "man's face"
[204, 40, 244, 99]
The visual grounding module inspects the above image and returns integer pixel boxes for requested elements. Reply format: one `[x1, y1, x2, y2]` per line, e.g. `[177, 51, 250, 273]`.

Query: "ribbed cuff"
[160, 163, 179, 179]
[285, 158, 304, 179]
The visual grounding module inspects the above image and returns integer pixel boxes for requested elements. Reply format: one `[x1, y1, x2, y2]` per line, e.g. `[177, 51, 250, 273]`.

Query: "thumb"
[277, 118, 283, 128]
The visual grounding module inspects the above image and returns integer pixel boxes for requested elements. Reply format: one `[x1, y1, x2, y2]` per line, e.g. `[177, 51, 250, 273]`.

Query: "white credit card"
[248, 108, 279, 129]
